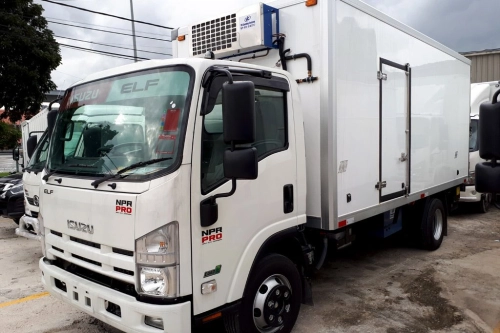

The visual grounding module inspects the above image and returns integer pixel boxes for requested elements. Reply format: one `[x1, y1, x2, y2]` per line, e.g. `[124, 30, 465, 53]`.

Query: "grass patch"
[0, 172, 12, 177]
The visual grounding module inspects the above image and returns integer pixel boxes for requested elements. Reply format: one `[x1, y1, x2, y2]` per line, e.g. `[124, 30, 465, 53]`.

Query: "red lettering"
[116, 206, 120, 212]
[120, 207, 127, 213]
[209, 235, 216, 241]
[126, 207, 132, 214]
[202, 236, 208, 243]
[216, 233, 222, 240]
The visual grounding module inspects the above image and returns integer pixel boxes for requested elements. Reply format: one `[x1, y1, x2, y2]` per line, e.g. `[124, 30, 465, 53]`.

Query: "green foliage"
[0, 0, 61, 123]
[0, 122, 21, 149]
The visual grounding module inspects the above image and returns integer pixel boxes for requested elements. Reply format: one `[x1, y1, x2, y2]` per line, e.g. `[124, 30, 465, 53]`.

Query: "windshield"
[48, 66, 194, 179]
[27, 131, 49, 170]
[469, 119, 478, 152]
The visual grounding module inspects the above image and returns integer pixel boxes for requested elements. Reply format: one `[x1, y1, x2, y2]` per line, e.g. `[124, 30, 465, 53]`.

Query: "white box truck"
[16, 102, 59, 240]
[38, 1, 470, 332]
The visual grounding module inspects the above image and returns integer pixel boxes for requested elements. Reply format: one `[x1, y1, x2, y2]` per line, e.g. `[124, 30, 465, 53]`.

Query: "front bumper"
[40, 258, 192, 333]
[15, 215, 41, 241]
[459, 185, 482, 203]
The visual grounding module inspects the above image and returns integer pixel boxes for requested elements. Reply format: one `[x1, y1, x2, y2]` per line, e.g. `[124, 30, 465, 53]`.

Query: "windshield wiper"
[42, 168, 63, 181]
[90, 157, 172, 189]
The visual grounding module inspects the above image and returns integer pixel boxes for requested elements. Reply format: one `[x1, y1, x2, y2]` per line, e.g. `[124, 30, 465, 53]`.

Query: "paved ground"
[0, 206, 499, 332]
[0, 153, 18, 172]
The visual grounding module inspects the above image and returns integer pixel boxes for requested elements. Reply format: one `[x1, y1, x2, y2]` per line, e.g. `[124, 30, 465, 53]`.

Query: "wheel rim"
[433, 209, 443, 241]
[253, 274, 292, 333]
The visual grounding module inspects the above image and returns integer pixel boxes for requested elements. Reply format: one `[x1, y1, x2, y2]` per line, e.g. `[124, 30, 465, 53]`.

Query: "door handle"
[283, 184, 294, 214]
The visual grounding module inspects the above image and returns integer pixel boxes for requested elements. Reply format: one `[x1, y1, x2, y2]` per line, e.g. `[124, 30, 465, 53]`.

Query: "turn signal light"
[177, 35, 186, 41]
[306, 0, 317, 6]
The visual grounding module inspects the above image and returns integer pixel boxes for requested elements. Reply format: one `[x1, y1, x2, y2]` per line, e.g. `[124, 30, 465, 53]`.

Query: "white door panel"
[190, 82, 298, 315]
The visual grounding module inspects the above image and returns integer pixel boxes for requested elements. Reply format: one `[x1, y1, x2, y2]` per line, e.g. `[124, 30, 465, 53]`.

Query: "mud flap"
[302, 275, 314, 306]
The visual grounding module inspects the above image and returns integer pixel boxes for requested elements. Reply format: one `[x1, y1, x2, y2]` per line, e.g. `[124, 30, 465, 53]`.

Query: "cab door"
[190, 74, 298, 315]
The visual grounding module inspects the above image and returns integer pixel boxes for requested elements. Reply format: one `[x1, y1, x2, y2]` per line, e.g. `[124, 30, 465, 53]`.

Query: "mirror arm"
[209, 68, 234, 84]
[210, 179, 237, 203]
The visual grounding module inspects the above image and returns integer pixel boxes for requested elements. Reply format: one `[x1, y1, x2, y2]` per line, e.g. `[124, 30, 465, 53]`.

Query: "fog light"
[145, 316, 164, 330]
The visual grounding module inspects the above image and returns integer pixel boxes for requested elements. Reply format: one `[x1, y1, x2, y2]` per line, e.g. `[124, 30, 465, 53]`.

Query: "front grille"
[26, 197, 35, 205]
[70, 236, 100, 249]
[191, 13, 237, 56]
[72, 254, 102, 267]
[112, 247, 133, 257]
[30, 211, 38, 218]
[46, 230, 135, 286]
[7, 198, 24, 214]
[114, 267, 134, 276]
[53, 257, 137, 297]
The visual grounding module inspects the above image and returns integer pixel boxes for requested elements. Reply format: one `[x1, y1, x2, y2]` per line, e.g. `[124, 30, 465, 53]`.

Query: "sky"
[35, 0, 500, 90]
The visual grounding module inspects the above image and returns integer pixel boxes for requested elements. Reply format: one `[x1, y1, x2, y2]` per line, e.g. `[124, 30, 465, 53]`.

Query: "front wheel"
[224, 254, 302, 333]
[477, 193, 491, 213]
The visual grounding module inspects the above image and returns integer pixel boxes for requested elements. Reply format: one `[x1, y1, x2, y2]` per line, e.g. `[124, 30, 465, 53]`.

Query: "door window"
[201, 87, 287, 193]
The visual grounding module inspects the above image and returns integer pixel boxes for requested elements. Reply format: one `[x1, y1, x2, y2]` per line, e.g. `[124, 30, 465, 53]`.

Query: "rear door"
[378, 59, 411, 202]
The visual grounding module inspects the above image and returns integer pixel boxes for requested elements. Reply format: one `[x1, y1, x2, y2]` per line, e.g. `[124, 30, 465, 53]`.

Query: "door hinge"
[375, 181, 387, 190]
[399, 152, 408, 162]
[377, 71, 387, 80]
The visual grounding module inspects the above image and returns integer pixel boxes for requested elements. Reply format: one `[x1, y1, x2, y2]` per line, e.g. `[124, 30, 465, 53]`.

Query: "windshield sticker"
[239, 13, 257, 30]
[164, 108, 180, 132]
[156, 134, 176, 154]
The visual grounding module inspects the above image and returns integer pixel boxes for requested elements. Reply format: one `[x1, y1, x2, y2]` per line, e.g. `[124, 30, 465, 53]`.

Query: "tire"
[13, 217, 20, 225]
[419, 198, 445, 251]
[477, 193, 491, 213]
[224, 254, 302, 333]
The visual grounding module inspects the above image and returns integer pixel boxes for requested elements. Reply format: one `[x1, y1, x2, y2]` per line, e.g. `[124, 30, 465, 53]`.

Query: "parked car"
[0, 173, 24, 223]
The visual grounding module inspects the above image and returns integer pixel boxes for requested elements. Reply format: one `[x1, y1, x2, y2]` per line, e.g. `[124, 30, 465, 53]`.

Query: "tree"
[0, 0, 61, 123]
[0, 122, 21, 149]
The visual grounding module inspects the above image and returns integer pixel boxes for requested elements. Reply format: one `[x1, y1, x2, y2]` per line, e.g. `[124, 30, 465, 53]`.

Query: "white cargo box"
[174, 0, 470, 230]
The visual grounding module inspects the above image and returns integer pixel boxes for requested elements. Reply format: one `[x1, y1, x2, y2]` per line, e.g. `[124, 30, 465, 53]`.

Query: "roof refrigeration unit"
[174, 3, 280, 59]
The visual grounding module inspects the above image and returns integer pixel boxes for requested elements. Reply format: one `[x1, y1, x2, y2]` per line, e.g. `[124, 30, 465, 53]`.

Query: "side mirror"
[12, 147, 19, 161]
[47, 109, 58, 136]
[27, 135, 38, 159]
[222, 81, 255, 144]
[224, 148, 258, 179]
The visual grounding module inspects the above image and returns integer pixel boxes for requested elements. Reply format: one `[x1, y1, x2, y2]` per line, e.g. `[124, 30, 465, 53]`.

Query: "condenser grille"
[191, 13, 237, 56]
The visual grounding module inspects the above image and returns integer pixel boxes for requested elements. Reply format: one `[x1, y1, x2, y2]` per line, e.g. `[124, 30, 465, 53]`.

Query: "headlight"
[9, 183, 23, 194]
[135, 222, 179, 298]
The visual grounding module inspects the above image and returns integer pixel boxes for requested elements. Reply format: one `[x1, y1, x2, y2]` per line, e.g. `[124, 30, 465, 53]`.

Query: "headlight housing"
[135, 222, 179, 298]
[9, 183, 23, 194]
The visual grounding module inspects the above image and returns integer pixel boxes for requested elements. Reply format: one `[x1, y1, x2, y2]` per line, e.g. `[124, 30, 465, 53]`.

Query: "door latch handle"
[399, 153, 408, 162]
[283, 184, 294, 214]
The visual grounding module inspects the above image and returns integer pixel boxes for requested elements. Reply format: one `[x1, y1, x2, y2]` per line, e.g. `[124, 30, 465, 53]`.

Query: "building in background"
[461, 49, 500, 84]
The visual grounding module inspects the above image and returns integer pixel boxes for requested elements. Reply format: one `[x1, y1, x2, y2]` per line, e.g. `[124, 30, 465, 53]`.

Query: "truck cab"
[459, 81, 500, 212]
[39, 59, 306, 332]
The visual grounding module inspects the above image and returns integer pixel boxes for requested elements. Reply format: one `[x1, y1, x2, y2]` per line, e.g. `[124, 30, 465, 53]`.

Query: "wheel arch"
[226, 225, 306, 304]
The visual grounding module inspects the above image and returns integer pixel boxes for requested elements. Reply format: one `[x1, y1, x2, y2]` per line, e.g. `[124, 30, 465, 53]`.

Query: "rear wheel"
[419, 198, 445, 251]
[224, 254, 302, 333]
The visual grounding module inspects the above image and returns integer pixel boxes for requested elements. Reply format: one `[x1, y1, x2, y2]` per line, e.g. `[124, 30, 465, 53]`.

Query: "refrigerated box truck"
[38, 1, 470, 332]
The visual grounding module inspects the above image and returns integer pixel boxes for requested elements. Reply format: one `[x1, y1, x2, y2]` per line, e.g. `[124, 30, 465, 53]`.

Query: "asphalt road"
[0, 206, 499, 332]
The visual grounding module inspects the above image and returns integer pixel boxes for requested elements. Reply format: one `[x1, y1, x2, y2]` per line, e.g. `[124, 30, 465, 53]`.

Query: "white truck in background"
[460, 81, 500, 212]
[38, 1, 470, 332]
[16, 102, 59, 240]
